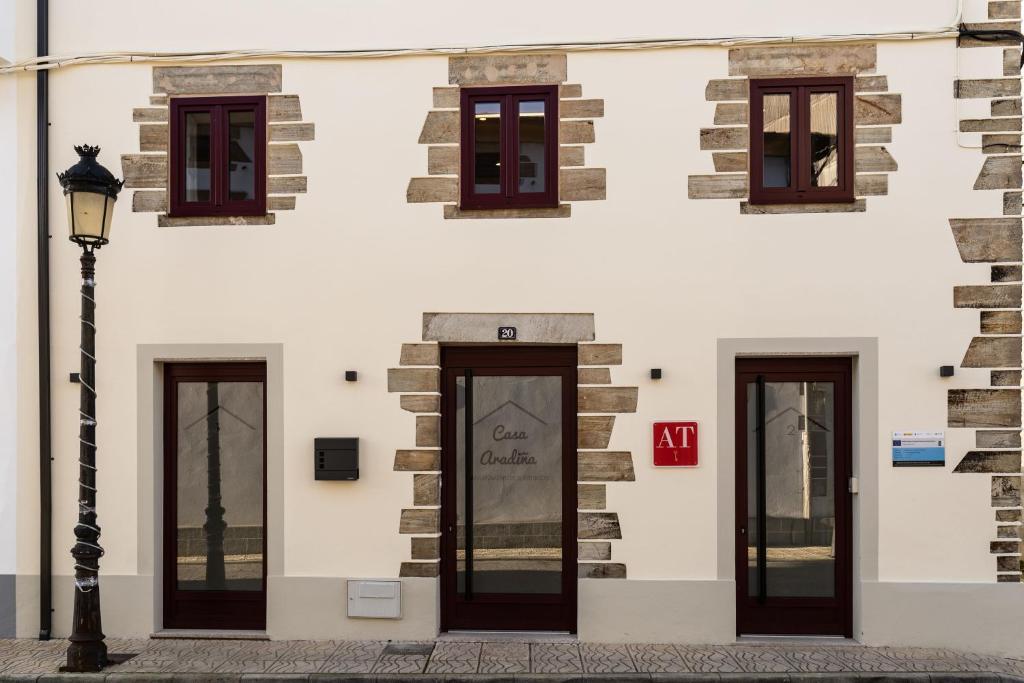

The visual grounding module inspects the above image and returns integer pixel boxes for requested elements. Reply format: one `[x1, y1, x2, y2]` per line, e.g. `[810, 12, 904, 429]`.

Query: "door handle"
[739, 527, 746, 535]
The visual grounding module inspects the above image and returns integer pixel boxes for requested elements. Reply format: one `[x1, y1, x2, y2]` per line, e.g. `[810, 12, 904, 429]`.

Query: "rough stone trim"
[157, 214, 276, 227]
[975, 156, 1023, 190]
[131, 64, 311, 225]
[152, 65, 282, 95]
[993, 476, 1023, 506]
[961, 22, 1023, 48]
[956, 78, 1022, 98]
[978, 429, 1023, 448]
[954, 451, 1022, 473]
[410, 57, 602, 218]
[728, 44, 876, 77]
[992, 1, 1022, 19]
[423, 313, 595, 343]
[692, 44, 899, 213]
[949, 389, 1022, 428]
[983, 134, 1023, 153]
[993, 98, 1023, 116]
[391, 314, 636, 578]
[443, 205, 572, 220]
[740, 200, 867, 215]
[448, 54, 567, 86]
[961, 336, 1022, 367]
[954, 285, 1022, 308]
[992, 369, 1023, 385]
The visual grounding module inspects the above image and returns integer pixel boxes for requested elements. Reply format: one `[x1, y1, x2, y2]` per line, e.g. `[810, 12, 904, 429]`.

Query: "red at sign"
[653, 421, 699, 467]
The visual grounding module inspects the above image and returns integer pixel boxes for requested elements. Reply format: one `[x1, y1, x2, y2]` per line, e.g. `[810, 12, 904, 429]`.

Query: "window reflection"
[228, 111, 256, 201]
[474, 102, 501, 194]
[762, 94, 791, 188]
[810, 93, 839, 188]
[184, 112, 211, 202]
[518, 100, 545, 193]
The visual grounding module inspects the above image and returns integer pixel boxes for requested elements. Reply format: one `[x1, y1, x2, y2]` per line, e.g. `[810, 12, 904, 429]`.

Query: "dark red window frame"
[460, 85, 559, 210]
[169, 96, 267, 217]
[749, 77, 854, 205]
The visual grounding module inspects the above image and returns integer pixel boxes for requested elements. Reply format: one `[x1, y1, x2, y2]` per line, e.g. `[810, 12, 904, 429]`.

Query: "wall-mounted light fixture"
[650, 369, 663, 380]
[939, 366, 955, 378]
[345, 371, 358, 382]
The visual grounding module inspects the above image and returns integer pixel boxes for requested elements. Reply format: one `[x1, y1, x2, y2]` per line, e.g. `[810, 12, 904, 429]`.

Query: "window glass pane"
[473, 102, 501, 194]
[762, 94, 792, 189]
[810, 92, 839, 188]
[456, 375, 563, 595]
[747, 381, 836, 599]
[228, 110, 256, 201]
[518, 100, 545, 193]
[176, 381, 265, 592]
[184, 112, 211, 202]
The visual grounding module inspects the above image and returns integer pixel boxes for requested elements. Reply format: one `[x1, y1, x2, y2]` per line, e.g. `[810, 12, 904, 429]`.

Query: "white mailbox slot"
[347, 579, 401, 618]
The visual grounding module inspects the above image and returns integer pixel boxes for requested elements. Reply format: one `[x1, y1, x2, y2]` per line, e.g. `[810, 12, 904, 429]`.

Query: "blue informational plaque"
[892, 431, 945, 466]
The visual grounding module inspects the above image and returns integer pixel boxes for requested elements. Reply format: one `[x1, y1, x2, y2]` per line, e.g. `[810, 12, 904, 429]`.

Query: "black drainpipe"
[36, 0, 52, 642]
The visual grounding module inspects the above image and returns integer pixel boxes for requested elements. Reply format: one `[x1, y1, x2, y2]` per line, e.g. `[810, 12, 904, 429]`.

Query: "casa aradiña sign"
[653, 421, 699, 467]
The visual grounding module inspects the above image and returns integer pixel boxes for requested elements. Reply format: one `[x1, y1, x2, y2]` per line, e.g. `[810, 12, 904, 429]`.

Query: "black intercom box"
[314, 438, 359, 480]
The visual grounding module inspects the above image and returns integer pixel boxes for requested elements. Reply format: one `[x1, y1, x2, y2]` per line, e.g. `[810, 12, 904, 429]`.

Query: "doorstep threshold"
[440, 630, 576, 643]
[150, 629, 269, 641]
[738, 635, 861, 647]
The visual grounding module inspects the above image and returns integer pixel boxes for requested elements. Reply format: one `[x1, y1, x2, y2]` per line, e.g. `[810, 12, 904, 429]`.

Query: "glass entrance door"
[441, 347, 577, 632]
[163, 362, 267, 630]
[735, 358, 852, 636]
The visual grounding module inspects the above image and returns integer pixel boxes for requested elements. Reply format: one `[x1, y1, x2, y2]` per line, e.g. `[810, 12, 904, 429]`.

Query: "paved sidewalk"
[1, 638, 1024, 681]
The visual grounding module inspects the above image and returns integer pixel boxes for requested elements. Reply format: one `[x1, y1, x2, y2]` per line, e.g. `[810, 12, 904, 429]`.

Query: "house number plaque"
[497, 327, 517, 340]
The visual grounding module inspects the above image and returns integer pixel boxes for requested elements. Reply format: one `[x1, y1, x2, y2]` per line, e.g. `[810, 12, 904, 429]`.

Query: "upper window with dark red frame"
[460, 86, 558, 210]
[749, 77, 853, 205]
[169, 96, 267, 217]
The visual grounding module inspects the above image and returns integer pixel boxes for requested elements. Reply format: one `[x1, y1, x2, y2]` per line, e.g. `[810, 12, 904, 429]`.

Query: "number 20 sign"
[653, 421, 699, 467]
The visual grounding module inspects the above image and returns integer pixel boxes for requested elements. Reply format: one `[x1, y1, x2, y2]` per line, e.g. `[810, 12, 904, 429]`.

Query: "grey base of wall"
[11, 575, 1024, 658]
[2, 676, 1022, 682]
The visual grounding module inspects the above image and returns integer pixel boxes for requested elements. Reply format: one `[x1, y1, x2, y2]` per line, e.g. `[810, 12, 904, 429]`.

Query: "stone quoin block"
[855, 174, 888, 196]
[560, 168, 607, 201]
[705, 79, 749, 101]
[560, 146, 585, 167]
[982, 134, 1023, 154]
[399, 562, 439, 578]
[991, 1, 1023, 19]
[413, 473, 440, 506]
[948, 389, 1022, 427]
[400, 343, 440, 366]
[956, 78, 1022, 99]
[954, 285, 1022, 308]
[993, 99, 1023, 117]
[688, 175, 748, 199]
[387, 368, 440, 393]
[560, 99, 604, 119]
[578, 344, 622, 366]
[139, 124, 168, 153]
[855, 127, 893, 144]
[992, 369, 1023, 385]
[267, 176, 307, 194]
[578, 484, 607, 510]
[578, 415, 615, 449]
[121, 154, 167, 188]
[153, 64, 283, 94]
[394, 450, 441, 472]
[415, 415, 440, 448]
[268, 144, 303, 175]
[399, 508, 439, 534]
[560, 84, 583, 98]
[411, 536, 439, 560]
[740, 200, 867, 214]
[132, 107, 167, 123]
[406, 177, 458, 203]
[559, 120, 595, 144]
[578, 542, 612, 561]
[855, 75, 888, 91]
[854, 94, 902, 125]
[132, 190, 166, 213]
[578, 368, 612, 385]
[267, 196, 296, 210]
[427, 146, 459, 175]
[728, 44, 876, 77]
[714, 102, 748, 125]
[855, 146, 898, 172]
[960, 118, 1023, 133]
[448, 54, 567, 86]
[578, 563, 627, 579]
[953, 451, 1022, 473]
[432, 87, 459, 109]
[975, 156, 1023, 190]
[418, 110, 460, 145]
[578, 512, 622, 539]
[578, 387, 639, 413]
[400, 395, 441, 413]
[997, 509, 1024, 522]
[982, 311, 1023, 334]
[992, 476, 1023, 506]
[991, 540, 1022, 554]
[713, 152, 748, 173]
[961, 336, 1022, 368]
[578, 452, 636, 482]
[978, 429, 1023, 448]
[1005, 191, 1023, 215]
[268, 95, 302, 121]
[699, 127, 748, 150]
[269, 123, 315, 142]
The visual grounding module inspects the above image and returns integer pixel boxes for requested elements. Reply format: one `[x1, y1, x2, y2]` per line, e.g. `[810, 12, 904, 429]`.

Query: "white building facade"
[3, 0, 1024, 656]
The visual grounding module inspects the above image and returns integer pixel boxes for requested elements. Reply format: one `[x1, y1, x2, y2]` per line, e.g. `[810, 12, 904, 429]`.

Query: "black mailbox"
[314, 438, 359, 480]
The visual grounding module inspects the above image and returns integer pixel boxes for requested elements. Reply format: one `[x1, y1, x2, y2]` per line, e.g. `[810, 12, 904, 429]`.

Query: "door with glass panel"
[735, 358, 852, 636]
[441, 347, 577, 632]
[164, 363, 266, 629]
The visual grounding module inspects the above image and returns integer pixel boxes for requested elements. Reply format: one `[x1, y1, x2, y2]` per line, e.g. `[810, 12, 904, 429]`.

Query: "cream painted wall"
[6, 0, 1018, 642]
[42, 0, 960, 56]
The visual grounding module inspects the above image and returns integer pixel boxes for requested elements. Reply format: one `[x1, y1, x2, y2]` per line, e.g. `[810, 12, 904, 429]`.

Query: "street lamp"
[56, 145, 123, 673]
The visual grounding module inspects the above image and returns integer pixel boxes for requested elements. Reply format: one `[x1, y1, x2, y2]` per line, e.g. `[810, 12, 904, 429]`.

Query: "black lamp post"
[56, 145, 123, 673]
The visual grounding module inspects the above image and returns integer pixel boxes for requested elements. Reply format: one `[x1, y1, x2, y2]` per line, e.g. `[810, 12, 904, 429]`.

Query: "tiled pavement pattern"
[1, 638, 1024, 680]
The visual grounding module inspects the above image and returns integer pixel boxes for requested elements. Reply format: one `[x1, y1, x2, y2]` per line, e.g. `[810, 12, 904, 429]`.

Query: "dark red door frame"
[163, 362, 268, 630]
[440, 346, 578, 632]
[734, 357, 853, 637]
